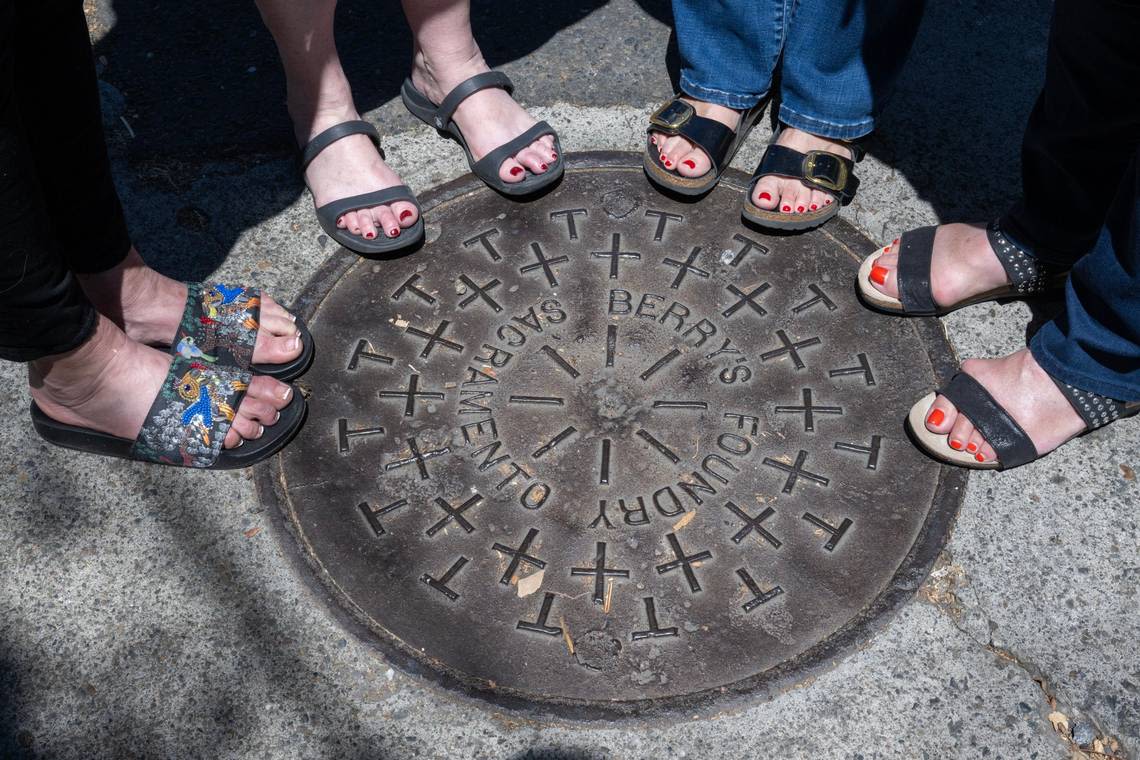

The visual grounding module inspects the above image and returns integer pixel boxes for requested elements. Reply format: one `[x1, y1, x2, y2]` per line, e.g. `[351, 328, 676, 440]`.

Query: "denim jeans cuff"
[679, 74, 765, 111]
[1030, 326, 1140, 402]
[778, 105, 873, 142]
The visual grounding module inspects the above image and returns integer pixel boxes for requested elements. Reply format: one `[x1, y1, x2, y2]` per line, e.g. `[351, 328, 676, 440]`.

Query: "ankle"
[287, 88, 358, 143]
[29, 315, 126, 411]
[411, 43, 487, 100]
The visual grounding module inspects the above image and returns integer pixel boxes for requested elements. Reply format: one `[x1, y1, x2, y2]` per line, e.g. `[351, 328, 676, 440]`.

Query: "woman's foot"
[78, 248, 303, 367]
[649, 97, 742, 176]
[409, 47, 556, 185]
[295, 102, 422, 240]
[29, 314, 295, 450]
[920, 349, 1086, 464]
[866, 224, 1013, 308]
[750, 127, 853, 214]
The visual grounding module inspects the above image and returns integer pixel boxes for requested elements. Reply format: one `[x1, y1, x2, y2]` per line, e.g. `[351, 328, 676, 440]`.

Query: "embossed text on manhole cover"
[261, 153, 965, 719]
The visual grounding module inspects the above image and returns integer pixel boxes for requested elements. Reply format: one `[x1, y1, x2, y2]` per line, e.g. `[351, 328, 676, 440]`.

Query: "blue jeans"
[672, 0, 924, 140]
[1030, 152, 1140, 401]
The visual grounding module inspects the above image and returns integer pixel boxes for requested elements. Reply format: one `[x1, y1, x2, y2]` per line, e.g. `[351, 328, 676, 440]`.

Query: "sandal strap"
[130, 357, 252, 468]
[939, 372, 1039, 468]
[472, 121, 559, 178]
[175, 283, 262, 369]
[648, 98, 736, 173]
[1050, 378, 1136, 432]
[750, 143, 860, 203]
[315, 185, 420, 230]
[434, 71, 514, 129]
[301, 120, 381, 170]
[986, 220, 1062, 294]
[896, 226, 939, 314]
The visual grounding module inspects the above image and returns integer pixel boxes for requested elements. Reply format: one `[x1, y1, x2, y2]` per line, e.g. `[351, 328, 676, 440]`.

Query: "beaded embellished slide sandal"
[169, 283, 313, 382]
[857, 221, 1069, 316]
[30, 357, 307, 469]
[906, 371, 1139, 470]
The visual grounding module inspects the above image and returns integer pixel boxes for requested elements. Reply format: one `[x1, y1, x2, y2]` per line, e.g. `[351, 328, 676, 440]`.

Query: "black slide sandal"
[31, 358, 307, 470]
[742, 131, 863, 231]
[857, 221, 1069, 316]
[300, 120, 424, 255]
[402, 72, 563, 196]
[906, 371, 1139, 470]
[172, 283, 314, 381]
[644, 97, 766, 196]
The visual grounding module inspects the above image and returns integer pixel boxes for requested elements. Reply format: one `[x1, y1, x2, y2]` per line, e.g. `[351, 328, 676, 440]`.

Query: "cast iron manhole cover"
[261, 152, 966, 719]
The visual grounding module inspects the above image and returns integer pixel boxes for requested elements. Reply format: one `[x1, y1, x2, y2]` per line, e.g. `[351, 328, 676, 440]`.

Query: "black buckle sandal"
[742, 130, 864, 231]
[644, 97, 766, 196]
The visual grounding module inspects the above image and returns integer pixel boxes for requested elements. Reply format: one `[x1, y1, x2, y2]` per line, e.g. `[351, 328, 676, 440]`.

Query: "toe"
[259, 296, 297, 334]
[247, 375, 293, 410]
[236, 395, 279, 426]
[676, 147, 710, 178]
[867, 254, 899, 297]
[964, 426, 986, 457]
[227, 415, 263, 447]
[660, 136, 689, 170]
[514, 145, 549, 175]
[254, 332, 303, 365]
[336, 215, 348, 230]
[791, 184, 812, 215]
[752, 177, 779, 209]
[538, 134, 556, 153]
[807, 189, 828, 213]
[499, 157, 527, 184]
[357, 211, 378, 242]
[776, 180, 797, 213]
[392, 201, 419, 229]
[975, 441, 997, 464]
[947, 414, 974, 452]
[924, 395, 957, 434]
[342, 211, 363, 238]
[371, 206, 398, 239]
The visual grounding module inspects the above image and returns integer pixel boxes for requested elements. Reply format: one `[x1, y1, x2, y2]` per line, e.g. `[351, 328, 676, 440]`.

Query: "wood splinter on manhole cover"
[261, 152, 966, 720]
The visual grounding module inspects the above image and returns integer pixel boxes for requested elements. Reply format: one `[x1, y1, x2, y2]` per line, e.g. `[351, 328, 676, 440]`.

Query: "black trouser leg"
[0, 0, 96, 362]
[1000, 0, 1140, 267]
[15, 0, 130, 273]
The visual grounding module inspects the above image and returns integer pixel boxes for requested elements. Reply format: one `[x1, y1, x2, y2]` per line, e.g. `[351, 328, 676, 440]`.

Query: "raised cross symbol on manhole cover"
[263, 152, 965, 719]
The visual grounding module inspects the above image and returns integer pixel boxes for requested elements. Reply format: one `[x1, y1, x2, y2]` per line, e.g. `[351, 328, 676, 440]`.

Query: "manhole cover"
[261, 152, 966, 719]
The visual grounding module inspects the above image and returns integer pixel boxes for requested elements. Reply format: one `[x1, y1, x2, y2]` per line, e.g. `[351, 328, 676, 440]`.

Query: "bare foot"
[78, 247, 302, 367]
[29, 313, 295, 450]
[649, 98, 741, 175]
[410, 48, 556, 185]
[866, 224, 1012, 308]
[919, 349, 1086, 464]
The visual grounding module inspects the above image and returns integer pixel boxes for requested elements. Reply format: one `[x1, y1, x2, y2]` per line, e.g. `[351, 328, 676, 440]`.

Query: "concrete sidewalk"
[2, 1, 1136, 758]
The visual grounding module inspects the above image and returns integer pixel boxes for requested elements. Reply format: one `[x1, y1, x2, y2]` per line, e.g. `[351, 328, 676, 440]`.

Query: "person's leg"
[401, 0, 557, 182]
[753, 0, 924, 214]
[255, 0, 420, 240]
[1001, 0, 1140, 269]
[653, 0, 783, 176]
[866, 0, 1140, 310]
[13, 0, 299, 365]
[0, 0, 293, 450]
[918, 152, 1139, 465]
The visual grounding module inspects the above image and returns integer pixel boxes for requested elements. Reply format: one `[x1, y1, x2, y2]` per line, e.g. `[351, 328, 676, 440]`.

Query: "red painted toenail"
[541, 163, 548, 170]
[364, 231, 375, 239]
[825, 199, 832, 204]
[510, 166, 524, 177]
[551, 153, 558, 159]
[759, 192, 772, 201]
[683, 159, 696, 169]
[797, 206, 805, 213]
[883, 246, 891, 253]
[389, 228, 399, 237]
[894, 238, 900, 245]
[782, 205, 791, 212]
[870, 265, 889, 286]
[810, 204, 818, 210]
[975, 452, 986, 463]
[399, 210, 413, 222]
[661, 154, 668, 161]
[927, 409, 945, 426]
[966, 442, 978, 453]
[949, 439, 963, 450]
[665, 161, 673, 167]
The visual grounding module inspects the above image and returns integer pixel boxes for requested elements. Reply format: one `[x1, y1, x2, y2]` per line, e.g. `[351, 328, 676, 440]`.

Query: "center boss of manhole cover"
[263, 153, 964, 718]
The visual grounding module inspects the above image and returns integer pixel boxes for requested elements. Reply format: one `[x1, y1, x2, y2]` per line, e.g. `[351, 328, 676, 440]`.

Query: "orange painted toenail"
[510, 167, 523, 177]
[870, 265, 889, 286]
[759, 192, 772, 201]
[683, 159, 696, 169]
[975, 452, 986, 463]
[926, 409, 945, 426]
[949, 439, 963, 450]
[966, 442, 978, 453]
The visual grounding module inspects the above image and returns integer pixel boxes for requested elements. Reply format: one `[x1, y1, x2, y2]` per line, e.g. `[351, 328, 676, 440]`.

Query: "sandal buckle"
[803, 151, 848, 192]
[649, 100, 694, 131]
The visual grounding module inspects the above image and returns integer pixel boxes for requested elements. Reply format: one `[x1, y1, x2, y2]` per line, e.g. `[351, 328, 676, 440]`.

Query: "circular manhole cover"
[261, 152, 966, 719]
